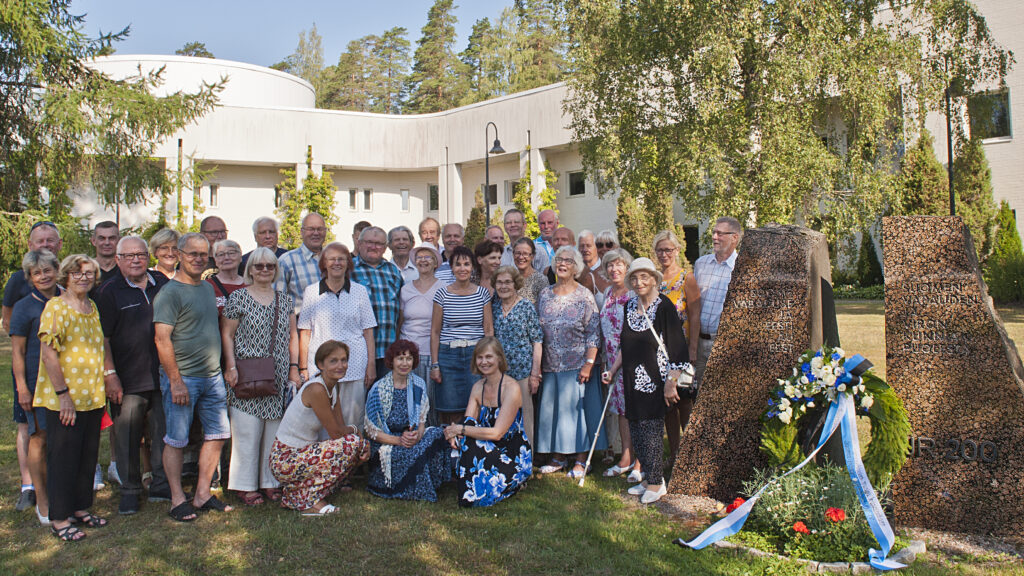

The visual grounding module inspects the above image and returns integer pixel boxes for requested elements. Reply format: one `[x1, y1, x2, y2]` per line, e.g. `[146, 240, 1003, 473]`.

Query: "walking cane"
[579, 373, 615, 488]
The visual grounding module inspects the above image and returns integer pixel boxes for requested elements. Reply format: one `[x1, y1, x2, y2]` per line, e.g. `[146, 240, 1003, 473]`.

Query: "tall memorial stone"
[884, 216, 1024, 536]
[670, 225, 833, 500]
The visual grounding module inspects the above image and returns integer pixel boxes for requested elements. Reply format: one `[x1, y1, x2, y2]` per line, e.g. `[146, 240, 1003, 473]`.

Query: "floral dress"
[493, 298, 543, 381]
[660, 268, 691, 338]
[600, 287, 633, 416]
[519, 270, 549, 306]
[455, 376, 532, 507]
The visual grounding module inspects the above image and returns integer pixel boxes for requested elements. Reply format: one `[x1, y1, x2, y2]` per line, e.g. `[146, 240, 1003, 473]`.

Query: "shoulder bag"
[234, 291, 280, 399]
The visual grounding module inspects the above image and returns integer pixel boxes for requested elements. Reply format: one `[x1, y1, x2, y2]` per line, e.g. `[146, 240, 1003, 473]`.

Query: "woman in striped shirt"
[430, 246, 493, 424]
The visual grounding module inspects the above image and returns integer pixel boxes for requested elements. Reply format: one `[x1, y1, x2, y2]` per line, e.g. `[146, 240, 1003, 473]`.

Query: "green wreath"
[759, 347, 911, 487]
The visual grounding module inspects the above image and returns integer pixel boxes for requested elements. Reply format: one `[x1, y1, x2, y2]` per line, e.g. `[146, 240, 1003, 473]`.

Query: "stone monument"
[885, 216, 1024, 536]
[670, 225, 833, 501]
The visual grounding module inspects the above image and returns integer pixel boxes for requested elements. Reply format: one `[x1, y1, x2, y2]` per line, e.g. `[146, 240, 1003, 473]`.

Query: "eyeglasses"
[214, 250, 240, 258]
[118, 252, 149, 261]
[155, 245, 178, 254]
[324, 257, 347, 264]
[554, 257, 575, 265]
[302, 227, 327, 234]
[595, 242, 614, 249]
[181, 251, 208, 261]
[252, 263, 277, 271]
[712, 230, 738, 237]
[513, 251, 533, 258]
[362, 241, 385, 247]
[495, 279, 515, 287]
[70, 270, 96, 279]
[203, 229, 228, 237]
[655, 248, 678, 255]
[414, 255, 436, 262]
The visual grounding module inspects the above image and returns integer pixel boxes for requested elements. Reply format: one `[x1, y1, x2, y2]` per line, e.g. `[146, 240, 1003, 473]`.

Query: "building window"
[568, 171, 586, 197]
[484, 184, 498, 205]
[349, 189, 357, 210]
[208, 184, 219, 207]
[428, 184, 439, 212]
[363, 189, 372, 211]
[968, 89, 1012, 140]
[401, 189, 410, 212]
[504, 179, 520, 205]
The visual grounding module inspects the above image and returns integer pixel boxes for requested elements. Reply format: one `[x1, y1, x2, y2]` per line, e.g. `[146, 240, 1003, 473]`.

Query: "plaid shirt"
[275, 244, 321, 313]
[693, 250, 738, 337]
[352, 256, 404, 359]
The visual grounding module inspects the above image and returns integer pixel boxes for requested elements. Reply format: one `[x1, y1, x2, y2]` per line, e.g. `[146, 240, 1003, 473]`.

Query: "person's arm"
[102, 338, 124, 404]
[363, 327, 376, 389]
[602, 355, 623, 385]
[287, 314, 300, 386]
[11, 336, 32, 412]
[684, 272, 701, 361]
[529, 341, 543, 394]
[462, 377, 522, 441]
[578, 293, 600, 382]
[429, 302, 442, 383]
[220, 317, 240, 387]
[482, 298, 493, 337]
[659, 300, 688, 405]
[1, 305, 12, 334]
[40, 340, 76, 426]
[298, 329, 310, 382]
[444, 380, 483, 448]
[304, 384, 353, 440]
[154, 323, 189, 406]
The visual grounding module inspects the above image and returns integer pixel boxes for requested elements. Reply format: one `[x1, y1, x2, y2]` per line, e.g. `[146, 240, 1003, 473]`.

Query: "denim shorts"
[12, 380, 47, 434]
[436, 344, 475, 413]
[160, 369, 231, 448]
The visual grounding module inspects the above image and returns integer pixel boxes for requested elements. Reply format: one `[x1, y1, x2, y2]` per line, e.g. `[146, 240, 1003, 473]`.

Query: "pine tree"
[897, 130, 949, 217]
[279, 24, 325, 102]
[953, 136, 998, 261]
[856, 230, 884, 286]
[465, 186, 488, 249]
[321, 37, 375, 111]
[985, 201, 1024, 302]
[991, 201, 1023, 262]
[370, 28, 412, 114]
[511, 0, 565, 93]
[406, 0, 465, 113]
[274, 148, 337, 249]
[176, 42, 214, 58]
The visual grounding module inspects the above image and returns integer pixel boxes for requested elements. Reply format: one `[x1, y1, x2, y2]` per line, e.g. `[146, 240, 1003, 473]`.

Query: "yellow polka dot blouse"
[33, 297, 107, 412]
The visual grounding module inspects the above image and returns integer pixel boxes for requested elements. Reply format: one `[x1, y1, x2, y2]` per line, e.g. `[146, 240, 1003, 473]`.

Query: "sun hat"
[411, 242, 441, 266]
[626, 257, 663, 285]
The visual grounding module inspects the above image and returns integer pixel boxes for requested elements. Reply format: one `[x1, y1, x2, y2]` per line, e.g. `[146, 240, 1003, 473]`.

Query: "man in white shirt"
[435, 223, 464, 284]
[692, 216, 742, 388]
[388, 225, 418, 283]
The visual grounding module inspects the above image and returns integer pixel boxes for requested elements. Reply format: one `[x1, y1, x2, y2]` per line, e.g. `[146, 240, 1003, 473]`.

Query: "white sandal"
[539, 459, 567, 474]
[301, 503, 337, 516]
[627, 468, 644, 483]
[603, 463, 632, 477]
[36, 505, 51, 526]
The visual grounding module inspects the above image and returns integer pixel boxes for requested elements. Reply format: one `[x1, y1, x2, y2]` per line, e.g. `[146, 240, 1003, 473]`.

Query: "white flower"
[807, 401, 815, 408]
[778, 379, 788, 387]
[778, 410, 792, 424]
[811, 357, 824, 370]
[823, 372, 837, 386]
[861, 396, 874, 409]
[800, 375, 809, 385]
[834, 347, 845, 358]
[837, 383, 847, 392]
[812, 367, 824, 379]
[833, 366, 845, 377]
[779, 398, 791, 410]
[793, 367, 799, 377]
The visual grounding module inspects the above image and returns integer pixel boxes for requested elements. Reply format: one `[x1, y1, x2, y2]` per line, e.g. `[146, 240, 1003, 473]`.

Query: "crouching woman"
[270, 341, 369, 515]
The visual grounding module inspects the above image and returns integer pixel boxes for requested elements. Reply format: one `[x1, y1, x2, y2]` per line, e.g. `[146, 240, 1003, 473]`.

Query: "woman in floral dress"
[445, 338, 531, 507]
[492, 266, 543, 442]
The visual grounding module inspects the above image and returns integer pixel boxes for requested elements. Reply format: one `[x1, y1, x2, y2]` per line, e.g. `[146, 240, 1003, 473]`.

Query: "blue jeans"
[436, 344, 475, 413]
[159, 370, 231, 449]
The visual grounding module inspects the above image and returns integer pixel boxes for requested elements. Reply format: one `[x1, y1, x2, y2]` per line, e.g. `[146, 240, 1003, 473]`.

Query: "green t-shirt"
[152, 279, 222, 378]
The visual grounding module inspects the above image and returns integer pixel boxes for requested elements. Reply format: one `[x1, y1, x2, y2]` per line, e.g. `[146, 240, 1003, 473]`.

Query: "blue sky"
[70, 0, 506, 67]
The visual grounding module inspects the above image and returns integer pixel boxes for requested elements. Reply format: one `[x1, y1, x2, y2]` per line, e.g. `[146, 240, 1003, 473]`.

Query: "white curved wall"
[88, 55, 315, 109]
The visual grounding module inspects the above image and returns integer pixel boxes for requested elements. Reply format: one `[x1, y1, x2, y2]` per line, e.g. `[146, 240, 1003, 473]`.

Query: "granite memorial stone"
[670, 225, 833, 500]
[885, 215, 1024, 536]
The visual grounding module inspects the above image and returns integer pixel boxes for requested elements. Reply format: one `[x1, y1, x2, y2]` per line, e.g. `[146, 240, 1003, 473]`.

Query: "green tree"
[513, 150, 559, 239]
[274, 147, 337, 249]
[176, 41, 214, 58]
[370, 27, 412, 113]
[464, 186, 488, 249]
[953, 136, 997, 261]
[279, 24, 325, 100]
[990, 200, 1023, 263]
[612, 143, 677, 258]
[985, 200, 1024, 302]
[321, 36, 375, 110]
[897, 130, 948, 217]
[406, 0, 465, 113]
[856, 230, 884, 287]
[510, 0, 565, 93]
[562, 0, 1012, 244]
[0, 0, 222, 217]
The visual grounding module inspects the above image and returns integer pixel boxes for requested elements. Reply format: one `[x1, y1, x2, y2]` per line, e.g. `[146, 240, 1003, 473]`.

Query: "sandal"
[301, 503, 337, 516]
[51, 524, 86, 542]
[603, 463, 632, 477]
[195, 495, 233, 512]
[566, 461, 589, 480]
[262, 488, 283, 502]
[539, 459, 567, 474]
[237, 491, 264, 506]
[168, 501, 197, 522]
[70, 512, 108, 528]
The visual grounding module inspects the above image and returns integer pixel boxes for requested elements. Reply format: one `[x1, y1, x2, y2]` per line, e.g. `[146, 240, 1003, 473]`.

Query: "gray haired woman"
[208, 239, 246, 313]
[220, 247, 299, 505]
[149, 228, 180, 280]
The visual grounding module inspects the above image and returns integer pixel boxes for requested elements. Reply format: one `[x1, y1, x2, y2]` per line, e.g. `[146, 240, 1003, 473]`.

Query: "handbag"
[234, 292, 280, 400]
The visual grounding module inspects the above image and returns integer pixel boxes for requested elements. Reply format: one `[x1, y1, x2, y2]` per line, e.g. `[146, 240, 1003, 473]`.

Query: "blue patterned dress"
[455, 376, 533, 507]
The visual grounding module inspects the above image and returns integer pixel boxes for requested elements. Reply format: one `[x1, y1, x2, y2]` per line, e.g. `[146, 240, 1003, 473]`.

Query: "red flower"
[792, 521, 810, 534]
[825, 507, 846, 522]
[725, 497, 746, 513]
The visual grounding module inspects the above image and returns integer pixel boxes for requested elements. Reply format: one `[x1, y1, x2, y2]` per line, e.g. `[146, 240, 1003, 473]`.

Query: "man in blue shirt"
[534, 209, 559, 272]
[275, 213, 327, 314]
[2, 221, 62, 334]
[351, 226, 404, 381]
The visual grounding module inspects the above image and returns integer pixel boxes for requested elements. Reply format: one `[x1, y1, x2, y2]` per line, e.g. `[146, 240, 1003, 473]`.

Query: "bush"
[856, 231, 883, 287]
[985, 201, 1024, 303]
[833, 284, 884, 300]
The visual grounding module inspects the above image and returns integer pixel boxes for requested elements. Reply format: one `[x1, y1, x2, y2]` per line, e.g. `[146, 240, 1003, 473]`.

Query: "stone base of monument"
[884, 216, 1024, 537]
[670, 224, 832, 500]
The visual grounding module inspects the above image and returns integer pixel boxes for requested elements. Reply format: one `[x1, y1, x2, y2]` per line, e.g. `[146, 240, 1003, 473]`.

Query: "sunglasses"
[595, 242, 615, 249]
[31, 220, 57, 232]
[252, 263, 277, 271]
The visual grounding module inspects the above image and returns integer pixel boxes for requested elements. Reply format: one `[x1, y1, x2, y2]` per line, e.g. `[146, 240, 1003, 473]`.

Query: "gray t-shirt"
[152, 279, 222, 378]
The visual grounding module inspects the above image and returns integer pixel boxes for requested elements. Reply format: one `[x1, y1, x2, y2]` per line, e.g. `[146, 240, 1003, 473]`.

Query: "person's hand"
[601, 371, 612, 385]
[104, 373, 124, 404]
[364, 365, 376, 390]
[443, 424, 461, 441]
[288, 365, 300, 385]
[16, 384, 33, 413]
[577, 365, 592, 384]
[529, 373, 541, 394]
[169, 378, 190, 406]
[58, 393, 76, 426]
[299, 368, 309, 383]
[401, 428, 421, 447]
[430, 366, 441, 383]
[224, 367, 238, 387]
[664, 380, 680, 406]
[357, 439, 371, 463]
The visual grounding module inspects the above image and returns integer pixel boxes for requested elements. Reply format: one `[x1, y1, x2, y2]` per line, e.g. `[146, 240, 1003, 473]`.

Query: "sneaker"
[627, 482, 647, 496]
[15, 489, 36, 512]
[640, 481, 667, 504]
[119, 493, 140, 515]
[93, 464, 106, 491]
[107, 463, 121, 486]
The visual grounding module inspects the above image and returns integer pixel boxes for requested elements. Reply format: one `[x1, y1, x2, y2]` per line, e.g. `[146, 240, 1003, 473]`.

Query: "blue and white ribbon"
[677, 355, 904, 571]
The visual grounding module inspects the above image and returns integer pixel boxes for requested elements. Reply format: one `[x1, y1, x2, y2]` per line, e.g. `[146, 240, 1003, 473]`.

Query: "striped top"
[433, 285, 491, 343]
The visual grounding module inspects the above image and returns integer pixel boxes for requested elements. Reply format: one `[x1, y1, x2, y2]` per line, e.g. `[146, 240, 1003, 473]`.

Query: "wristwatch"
[103, 369, 117, 377]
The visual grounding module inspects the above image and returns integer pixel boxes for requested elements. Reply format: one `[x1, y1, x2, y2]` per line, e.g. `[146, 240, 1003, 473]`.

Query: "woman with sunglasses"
[221, 248, 298, 506]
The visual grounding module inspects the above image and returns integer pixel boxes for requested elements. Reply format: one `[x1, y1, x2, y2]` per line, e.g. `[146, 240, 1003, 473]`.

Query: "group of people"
[4, 207, 743, 541]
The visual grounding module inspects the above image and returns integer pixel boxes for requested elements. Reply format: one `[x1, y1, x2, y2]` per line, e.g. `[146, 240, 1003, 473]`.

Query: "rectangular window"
[208, 184, 219, 207]
[504, 179, 519, 205]
[401, 189, 410, 212]
[428, 184, 439, 212]
[349, 189, 357, 210]
[968, 89, 1012, 140]
[363, 189, 372, 211]
[569, 171, 586, 197]
[484, 184, 498, 205]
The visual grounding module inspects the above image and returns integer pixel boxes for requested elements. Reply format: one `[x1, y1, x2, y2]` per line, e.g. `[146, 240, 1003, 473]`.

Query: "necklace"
[501, 297, 520, 316]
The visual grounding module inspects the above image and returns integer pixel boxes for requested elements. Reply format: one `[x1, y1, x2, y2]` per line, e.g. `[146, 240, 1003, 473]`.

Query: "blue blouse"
[493, 298, 543, 380]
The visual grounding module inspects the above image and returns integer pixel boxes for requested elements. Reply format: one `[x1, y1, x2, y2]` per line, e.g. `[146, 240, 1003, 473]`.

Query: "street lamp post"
[484, 122, 506, 225]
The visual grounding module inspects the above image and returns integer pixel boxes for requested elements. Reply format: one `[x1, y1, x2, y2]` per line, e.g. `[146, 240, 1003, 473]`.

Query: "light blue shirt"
[275, 244, 321, 313]
[693, 250, 738, 336]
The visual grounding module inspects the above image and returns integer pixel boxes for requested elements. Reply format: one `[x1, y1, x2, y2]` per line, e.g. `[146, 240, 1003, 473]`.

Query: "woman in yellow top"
[34, 254, 110, 541]
[652, 230, 701, 467]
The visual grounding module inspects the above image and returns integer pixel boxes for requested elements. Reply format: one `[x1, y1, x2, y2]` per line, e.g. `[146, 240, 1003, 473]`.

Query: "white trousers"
[227, 407, 281, 491]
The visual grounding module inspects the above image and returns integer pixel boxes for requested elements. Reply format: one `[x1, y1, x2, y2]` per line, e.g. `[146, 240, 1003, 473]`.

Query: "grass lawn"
[1, 302, 1022, 575]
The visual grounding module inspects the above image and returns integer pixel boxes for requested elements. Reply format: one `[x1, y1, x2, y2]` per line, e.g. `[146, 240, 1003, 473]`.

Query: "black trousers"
[110, 390, 169, 496]
[46, 408, 103, 521]
[629, 418, 666, 486]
